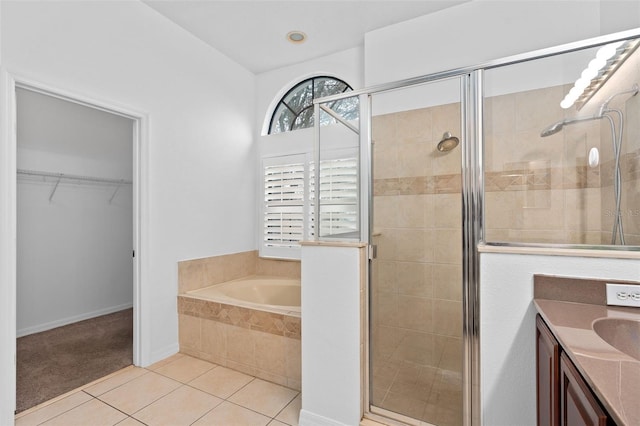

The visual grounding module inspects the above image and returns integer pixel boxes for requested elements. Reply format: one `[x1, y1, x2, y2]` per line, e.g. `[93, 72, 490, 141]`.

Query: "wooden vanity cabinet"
[559, 353, 610, 426]
[537, 314, 560, 426]
[536, 315, 615, 426]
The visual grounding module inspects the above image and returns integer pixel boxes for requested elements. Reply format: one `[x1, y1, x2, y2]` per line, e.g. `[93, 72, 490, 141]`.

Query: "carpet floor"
[16, 308, 133, 413]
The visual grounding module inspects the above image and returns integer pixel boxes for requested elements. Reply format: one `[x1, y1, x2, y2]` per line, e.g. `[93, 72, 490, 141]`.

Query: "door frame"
[362, 74, 480, 426]
[0, 70, 150, 421]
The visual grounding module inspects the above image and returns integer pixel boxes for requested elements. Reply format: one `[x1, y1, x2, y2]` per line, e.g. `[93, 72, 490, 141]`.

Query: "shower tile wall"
[371, 103, 463, 426]
[485, 84, 602, 244]
[484, 81, 640, 246]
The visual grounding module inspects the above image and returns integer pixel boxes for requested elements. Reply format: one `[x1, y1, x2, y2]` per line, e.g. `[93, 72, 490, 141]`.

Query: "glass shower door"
[369, 78, 463, 426]
[315, 94, 361, 241]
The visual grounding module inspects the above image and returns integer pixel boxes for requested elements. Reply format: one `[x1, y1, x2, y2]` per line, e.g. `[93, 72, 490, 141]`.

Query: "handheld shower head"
[540, 121, 564, 137]
[542, 85, 639, 138]
[540, 114, 604, 137]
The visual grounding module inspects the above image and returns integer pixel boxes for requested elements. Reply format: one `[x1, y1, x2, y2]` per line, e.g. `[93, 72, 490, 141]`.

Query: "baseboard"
[149, 343, 179, 367]
[299, 409, 353, 426]
[16, 302, 133, 337]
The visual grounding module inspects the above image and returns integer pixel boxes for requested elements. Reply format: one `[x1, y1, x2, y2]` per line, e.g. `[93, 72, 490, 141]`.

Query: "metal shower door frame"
[354, 72, 481, 426]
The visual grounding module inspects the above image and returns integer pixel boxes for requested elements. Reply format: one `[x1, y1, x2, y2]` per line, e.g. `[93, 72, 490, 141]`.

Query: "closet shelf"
[17, 169, 132, 203]
[17, 169, 132, 185]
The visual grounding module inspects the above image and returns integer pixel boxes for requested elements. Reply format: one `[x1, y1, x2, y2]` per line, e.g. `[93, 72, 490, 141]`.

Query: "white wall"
[16, 88, 134, 336]
[1, 0, 256, 378]
[364, 1, 605, 86]
[481, 253, 640, 426]
[600, 0, 640, 34]
[300, 243, 365, 426]
[0, 1, 18, 422]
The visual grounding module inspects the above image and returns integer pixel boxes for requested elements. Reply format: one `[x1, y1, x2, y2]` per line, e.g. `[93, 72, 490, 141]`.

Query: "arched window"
[262, 75, 359, 259]
[269, 76, 355, 134]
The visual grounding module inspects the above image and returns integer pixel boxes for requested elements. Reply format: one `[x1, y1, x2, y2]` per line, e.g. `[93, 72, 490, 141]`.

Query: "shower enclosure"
[313, 28, 640, 426]
[316, 74, 481, 426]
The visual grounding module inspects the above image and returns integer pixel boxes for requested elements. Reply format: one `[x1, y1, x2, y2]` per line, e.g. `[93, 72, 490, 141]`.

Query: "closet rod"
[17, 169, 132, 185]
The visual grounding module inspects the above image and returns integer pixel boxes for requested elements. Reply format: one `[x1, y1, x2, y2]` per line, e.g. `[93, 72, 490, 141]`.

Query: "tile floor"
[15, 353, 301, 426]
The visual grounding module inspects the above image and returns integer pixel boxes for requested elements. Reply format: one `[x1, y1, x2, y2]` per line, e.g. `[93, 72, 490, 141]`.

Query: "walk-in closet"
[15, 87, 134, 413]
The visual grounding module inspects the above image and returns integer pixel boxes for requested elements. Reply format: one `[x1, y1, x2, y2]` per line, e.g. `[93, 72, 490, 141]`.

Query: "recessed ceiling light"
[287, 31, 306, 44]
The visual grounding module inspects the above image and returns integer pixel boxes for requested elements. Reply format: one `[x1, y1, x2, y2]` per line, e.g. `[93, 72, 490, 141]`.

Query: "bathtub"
[186, 276, 301, 317]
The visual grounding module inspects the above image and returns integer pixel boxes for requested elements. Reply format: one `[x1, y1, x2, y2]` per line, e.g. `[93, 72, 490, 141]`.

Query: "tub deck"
[184, 275, 301, 317]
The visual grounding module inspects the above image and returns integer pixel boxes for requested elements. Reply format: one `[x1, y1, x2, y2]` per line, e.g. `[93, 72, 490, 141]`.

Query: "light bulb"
[596, 45, 617, 61]
[569, 86, 584, 98]
[560, 98, 574, 109]
[596, 41, 625, 61]
[588, 57, 606, 72]
[581, 67, 598, 81]
[574, 77, 590, 89]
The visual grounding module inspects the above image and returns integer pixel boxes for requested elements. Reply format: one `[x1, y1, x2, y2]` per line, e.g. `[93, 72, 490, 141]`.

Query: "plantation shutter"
[309, 157, 358, 238]
[263, 160, 306, 250]
[262, 154, 358, 258]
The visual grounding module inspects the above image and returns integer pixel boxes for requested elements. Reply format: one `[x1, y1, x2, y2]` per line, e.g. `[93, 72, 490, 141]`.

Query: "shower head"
[542, 85, 640, 138]
[540, 121, 565, 137]
[540, 114, 604, 138]
[437, 132, 459, 152]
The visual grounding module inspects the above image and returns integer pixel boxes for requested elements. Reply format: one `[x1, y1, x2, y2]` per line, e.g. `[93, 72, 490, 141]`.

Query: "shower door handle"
[368, 244, 377, 260]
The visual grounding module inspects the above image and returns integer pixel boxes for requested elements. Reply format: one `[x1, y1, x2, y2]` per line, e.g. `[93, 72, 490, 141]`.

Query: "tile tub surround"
[534, 275, 640, 425]
[178, 250, 301, 294]
[178, 295, 301, 391]
[177, 252, 301, 390]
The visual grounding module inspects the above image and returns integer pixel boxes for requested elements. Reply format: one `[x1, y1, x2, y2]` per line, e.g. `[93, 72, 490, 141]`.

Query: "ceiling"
[143, 1, 469, 74]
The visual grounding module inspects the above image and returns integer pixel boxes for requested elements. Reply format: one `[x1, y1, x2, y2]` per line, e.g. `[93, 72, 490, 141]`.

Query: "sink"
[592, 318, 640, 361]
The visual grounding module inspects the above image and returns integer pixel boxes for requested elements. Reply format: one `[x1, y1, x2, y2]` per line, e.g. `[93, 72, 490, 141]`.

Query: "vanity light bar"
[560, 39, 640, 110]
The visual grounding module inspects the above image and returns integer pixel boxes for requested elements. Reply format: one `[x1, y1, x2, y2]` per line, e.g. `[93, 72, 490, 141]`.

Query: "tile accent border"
[178, 295, 300, 340]
[373, 174, 461, 196]
[374, 150, 640, 197]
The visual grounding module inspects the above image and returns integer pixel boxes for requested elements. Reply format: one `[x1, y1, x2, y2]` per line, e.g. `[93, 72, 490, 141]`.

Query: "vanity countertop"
[534, 298, 640, 426]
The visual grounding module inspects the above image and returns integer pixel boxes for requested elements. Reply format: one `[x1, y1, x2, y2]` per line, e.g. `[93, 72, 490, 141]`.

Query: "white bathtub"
[186, 276, 301, 316]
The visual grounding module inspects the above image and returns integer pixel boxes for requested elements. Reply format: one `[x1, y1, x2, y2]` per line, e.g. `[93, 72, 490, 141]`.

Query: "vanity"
[534, 275, 640, 426]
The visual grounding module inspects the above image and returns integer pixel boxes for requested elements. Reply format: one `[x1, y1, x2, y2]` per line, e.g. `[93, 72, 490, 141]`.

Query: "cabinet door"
[560, 353, 609, 426]
[537, 315, 560, 426]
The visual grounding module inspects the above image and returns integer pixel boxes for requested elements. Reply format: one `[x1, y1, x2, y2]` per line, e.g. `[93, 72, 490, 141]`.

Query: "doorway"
[368, 78, 465, 426]
[14, 85, 137, 413]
